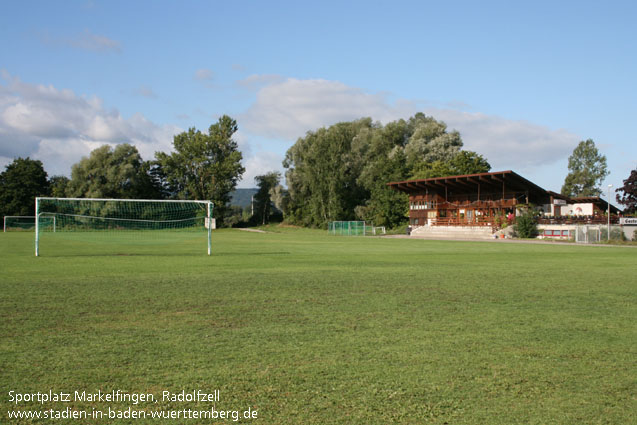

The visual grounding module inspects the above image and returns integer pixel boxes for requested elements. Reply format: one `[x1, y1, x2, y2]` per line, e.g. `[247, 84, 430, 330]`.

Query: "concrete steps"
[411, 225, 495, 240]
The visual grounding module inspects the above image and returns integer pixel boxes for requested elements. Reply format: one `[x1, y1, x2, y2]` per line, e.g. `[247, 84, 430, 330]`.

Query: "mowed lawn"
[1, 229, 635, 424]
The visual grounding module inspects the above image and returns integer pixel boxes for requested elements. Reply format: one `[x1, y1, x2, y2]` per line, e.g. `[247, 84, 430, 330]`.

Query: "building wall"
[569, 203, 594, 216]
[537, 224, 576, 239]
[543, 202, 595, 217]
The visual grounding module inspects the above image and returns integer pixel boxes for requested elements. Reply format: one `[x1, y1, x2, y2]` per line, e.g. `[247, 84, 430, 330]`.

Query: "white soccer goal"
[4, 215, 55, 232]
[372, 226, 386, 235]
[328, 221, 374, 236]
[575, 225, 601, 244]
[35, 198, 213, 256]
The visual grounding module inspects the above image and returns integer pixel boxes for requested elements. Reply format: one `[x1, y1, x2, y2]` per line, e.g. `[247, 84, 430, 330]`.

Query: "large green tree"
[48, 175, 70, 197]
[283, 119, 372, 227]
[354, 120, 410, 227]
[616, 168, 637, 214]
[0, 157, 49, 216]
[66, 144, 160, 199]
[282, 113, 477, 228]
[561, 139, 609, 197]
[155, 115, 245, 226]
[253, 171, 281, 225]
[410, 150, 491, 180]
[403, 113, 463, 167]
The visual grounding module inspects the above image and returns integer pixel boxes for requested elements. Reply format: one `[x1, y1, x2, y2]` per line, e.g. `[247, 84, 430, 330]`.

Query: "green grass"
[1, 229, 635, 424]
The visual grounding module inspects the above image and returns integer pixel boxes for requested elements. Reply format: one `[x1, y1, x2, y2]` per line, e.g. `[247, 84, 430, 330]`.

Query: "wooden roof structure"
[387, 170, 549, 203]
[388, 170, 623, 212]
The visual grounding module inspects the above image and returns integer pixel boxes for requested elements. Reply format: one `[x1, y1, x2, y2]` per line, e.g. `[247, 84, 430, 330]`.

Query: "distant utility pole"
[607, 184, 612, 241]
[251, 195, 254, 216]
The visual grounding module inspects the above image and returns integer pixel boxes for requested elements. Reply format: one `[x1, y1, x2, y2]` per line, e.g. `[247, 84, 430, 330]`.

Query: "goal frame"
[327, 221, 373, 236]
[35, 197, 213, 257]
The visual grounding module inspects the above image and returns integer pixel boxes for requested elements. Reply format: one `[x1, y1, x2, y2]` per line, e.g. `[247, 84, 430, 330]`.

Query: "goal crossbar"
[35, 197, 210, 204]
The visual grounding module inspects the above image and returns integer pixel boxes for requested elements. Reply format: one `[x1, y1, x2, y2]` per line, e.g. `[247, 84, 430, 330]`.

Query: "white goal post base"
[35, 197, 213, 256]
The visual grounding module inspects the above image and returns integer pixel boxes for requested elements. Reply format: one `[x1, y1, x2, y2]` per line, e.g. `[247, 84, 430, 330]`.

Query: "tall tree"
[404, 113, 463, 167]
[253, 171, 281, 225]
[0, 157, 49, 216]
[355, 121, 410, 227]
[66, 144, 160, 199]
[282, 113, 479, 228]
[283, 119, 372, 227]
[155, 115, 245, 226]
[48, 175, 70, 197]
[616, 168, 637, 214]
[561, 139, 609, 197]
[411, 150, 491, 179]
[448, 150, 491, 175]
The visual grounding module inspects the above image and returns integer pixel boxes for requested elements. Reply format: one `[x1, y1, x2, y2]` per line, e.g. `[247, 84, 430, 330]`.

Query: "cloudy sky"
[1, 1, 635, 194]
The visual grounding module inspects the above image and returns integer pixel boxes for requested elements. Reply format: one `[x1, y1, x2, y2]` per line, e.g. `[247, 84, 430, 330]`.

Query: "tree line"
[1, 113, 635, 228]
[0, 116, 245, 226]
[281, 113, 491, 228]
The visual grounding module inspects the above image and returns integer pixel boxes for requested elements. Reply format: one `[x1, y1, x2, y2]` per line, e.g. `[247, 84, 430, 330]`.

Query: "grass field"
[1, 228, 635, 424]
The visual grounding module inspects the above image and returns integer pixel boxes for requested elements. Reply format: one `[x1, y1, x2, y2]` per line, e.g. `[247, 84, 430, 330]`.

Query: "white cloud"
[0, 72, 582, 193]
[0, 73, 180, 176]
[241, 78, 415, 140]
[241, 77, 580, 170]
[238, 151, 285, 189]
[232, 130, 252, 158]
[426, 109, 580, 171]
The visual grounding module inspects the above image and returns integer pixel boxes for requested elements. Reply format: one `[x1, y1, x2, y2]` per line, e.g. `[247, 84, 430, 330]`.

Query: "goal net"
[574, 224, 625, 243]
[327, 221, 373, 236]
[35, 198, 213, 256]
[4, 215, 55, 232]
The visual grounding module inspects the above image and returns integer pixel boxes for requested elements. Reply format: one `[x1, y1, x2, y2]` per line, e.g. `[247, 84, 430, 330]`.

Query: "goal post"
[35, 197, 213, 256]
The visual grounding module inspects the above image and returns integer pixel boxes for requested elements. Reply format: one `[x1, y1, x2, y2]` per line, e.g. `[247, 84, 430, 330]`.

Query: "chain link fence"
[575, 225, 633, 243]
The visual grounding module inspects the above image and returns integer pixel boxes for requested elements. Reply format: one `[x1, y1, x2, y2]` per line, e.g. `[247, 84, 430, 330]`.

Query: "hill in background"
[229, 188, 257, 208]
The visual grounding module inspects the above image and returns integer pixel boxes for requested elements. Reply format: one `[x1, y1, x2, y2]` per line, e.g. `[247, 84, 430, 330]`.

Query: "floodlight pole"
[607, 184, 612, 241]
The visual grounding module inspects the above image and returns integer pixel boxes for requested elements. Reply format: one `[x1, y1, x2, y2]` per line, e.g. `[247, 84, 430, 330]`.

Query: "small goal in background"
[327, 221, 383, 236]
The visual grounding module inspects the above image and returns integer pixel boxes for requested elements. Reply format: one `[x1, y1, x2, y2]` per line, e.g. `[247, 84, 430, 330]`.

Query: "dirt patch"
[236, 228, 267, 233]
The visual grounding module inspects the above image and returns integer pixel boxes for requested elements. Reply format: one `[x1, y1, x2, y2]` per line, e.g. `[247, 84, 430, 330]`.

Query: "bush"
[515, 210, 539, 238]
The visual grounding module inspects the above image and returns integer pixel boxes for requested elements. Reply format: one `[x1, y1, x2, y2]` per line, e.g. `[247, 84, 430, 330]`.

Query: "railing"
[537, 216, 620, 225]
[430, 217, 498, 228]
[411, 198, 519, 210]
[428, 215, 620, 229]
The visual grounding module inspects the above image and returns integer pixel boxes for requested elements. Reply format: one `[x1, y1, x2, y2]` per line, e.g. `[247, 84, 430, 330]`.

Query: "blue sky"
[1, 0, 635, 196]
